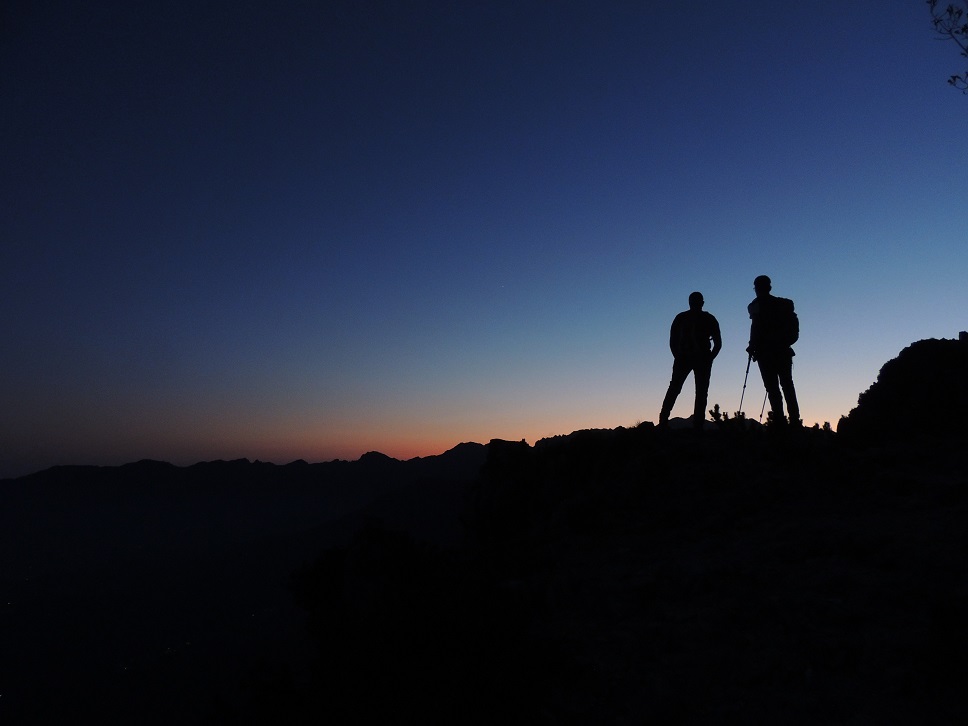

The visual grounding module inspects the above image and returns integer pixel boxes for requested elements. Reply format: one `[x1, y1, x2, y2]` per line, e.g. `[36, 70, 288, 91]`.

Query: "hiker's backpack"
[776, 297, 799, 347]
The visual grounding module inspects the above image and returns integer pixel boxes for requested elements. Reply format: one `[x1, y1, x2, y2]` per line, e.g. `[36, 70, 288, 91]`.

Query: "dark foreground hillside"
[236, 425, 968, 725]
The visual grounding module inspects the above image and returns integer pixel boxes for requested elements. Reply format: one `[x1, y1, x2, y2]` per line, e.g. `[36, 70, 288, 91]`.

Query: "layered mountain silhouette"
[1, 338, 966, 724]
[0, 445, 488, 725]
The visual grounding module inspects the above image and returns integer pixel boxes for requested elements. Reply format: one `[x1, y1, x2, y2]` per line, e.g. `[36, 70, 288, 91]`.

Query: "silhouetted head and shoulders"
[748, 274, 775, 313]
[749, 274, 796, 311]
[678, 291, 719, 324]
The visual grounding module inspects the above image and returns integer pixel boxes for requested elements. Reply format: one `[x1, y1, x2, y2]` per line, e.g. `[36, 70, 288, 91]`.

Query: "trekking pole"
[738, 353, 752, 415]
[759, 391, 768, 423]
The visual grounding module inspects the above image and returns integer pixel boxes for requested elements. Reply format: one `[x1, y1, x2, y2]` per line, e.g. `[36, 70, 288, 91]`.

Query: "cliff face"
[838, 337, 968, 441]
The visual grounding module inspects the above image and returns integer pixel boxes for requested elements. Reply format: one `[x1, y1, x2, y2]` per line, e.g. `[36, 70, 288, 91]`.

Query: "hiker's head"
[688, 291, 704, 310]
[753, 275, 772, 298]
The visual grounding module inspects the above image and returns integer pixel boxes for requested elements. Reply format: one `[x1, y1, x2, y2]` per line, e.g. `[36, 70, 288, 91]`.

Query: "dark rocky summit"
[238, 424, 967, 725]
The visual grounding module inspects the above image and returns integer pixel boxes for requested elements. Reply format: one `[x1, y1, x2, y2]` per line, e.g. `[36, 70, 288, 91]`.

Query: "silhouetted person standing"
[659, 292, 722, 429]
[747, 275, 801, 426]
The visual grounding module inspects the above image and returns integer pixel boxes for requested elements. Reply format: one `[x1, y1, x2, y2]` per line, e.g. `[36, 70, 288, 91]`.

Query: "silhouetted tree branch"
[929, 0, 968, 91]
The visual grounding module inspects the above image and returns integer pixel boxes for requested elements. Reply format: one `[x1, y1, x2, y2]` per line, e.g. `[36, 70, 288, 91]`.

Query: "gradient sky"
[2, 1, 965, 477]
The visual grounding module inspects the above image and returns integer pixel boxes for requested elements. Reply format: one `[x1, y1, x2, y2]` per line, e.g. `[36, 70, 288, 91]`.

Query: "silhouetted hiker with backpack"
[659, 291, 722, 430]
[746, 275, 801, 426]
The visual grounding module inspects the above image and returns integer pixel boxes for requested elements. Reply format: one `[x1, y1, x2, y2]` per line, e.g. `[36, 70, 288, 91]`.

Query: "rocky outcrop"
[838, 336, 968, 441]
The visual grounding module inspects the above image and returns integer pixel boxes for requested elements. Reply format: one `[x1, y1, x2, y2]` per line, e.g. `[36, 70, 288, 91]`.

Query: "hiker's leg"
[692, 358, 712, 427]
[757, 357, 785, 420]
[660, 359, 691, 424]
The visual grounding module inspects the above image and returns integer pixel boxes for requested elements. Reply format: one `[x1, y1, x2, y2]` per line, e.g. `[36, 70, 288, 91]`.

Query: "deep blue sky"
[2, 2, 965, 476]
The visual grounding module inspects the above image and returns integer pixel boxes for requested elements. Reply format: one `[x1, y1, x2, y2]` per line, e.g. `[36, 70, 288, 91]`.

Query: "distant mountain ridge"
[0, 441, 490, 725]
[3, 441, 488, 487]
